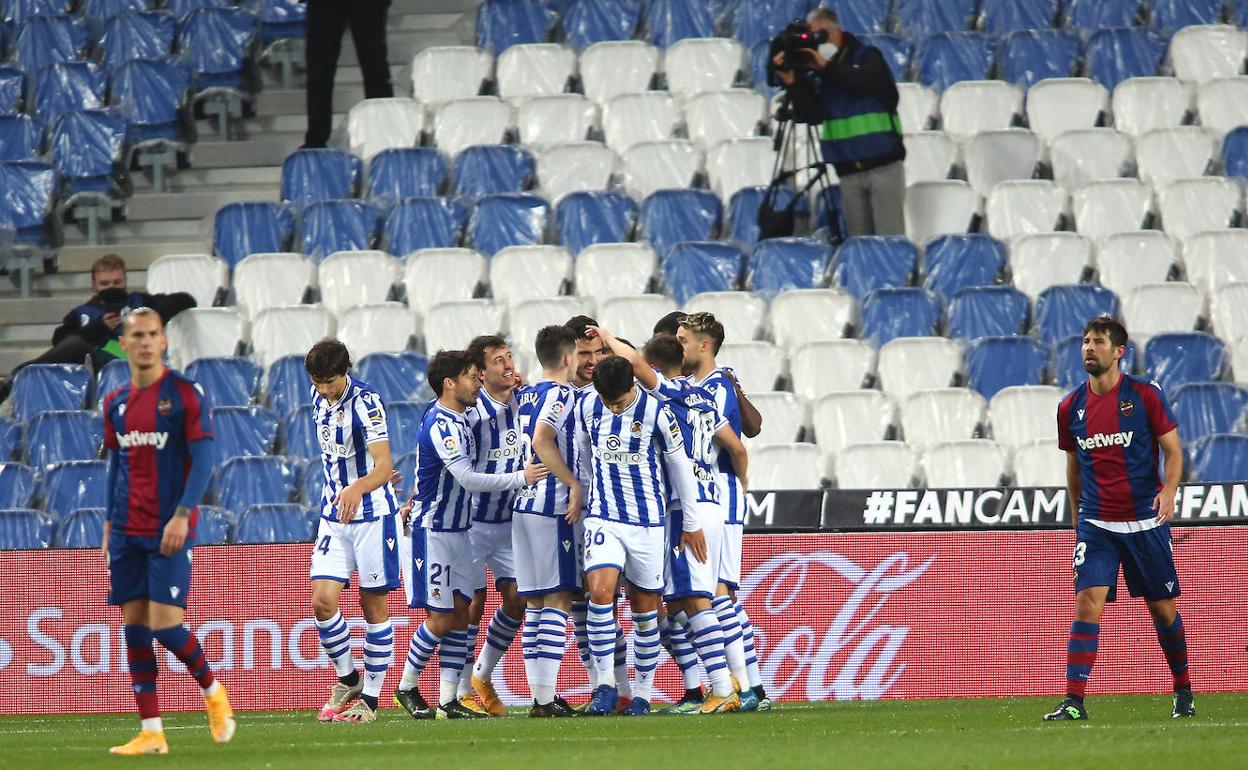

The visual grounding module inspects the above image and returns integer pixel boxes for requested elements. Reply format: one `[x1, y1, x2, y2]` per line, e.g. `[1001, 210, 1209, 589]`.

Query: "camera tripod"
[759, 91, 836, 240]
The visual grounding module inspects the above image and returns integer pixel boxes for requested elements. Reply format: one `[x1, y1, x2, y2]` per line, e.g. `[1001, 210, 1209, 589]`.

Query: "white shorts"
[309, 513, 402, 592]
[401, 528, 474, 612]
[467, 520, 516, 592]
[665, 503, 724, 601]
[513, 512, 582, 596]
[718, 522, 743, 590]
[583, 517, 664, 593]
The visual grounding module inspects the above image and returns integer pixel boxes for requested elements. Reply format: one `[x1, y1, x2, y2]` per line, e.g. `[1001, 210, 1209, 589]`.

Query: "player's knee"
[1147, 598, 1177, 624]
[311, 594, 338, 620]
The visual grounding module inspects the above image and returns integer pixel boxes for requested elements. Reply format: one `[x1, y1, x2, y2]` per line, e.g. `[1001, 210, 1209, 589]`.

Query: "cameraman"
[774, 7, 906, 237]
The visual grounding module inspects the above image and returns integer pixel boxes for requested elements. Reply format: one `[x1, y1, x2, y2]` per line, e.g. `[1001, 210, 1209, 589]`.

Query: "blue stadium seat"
[0, 114, 39, 160]
[298, 198, 382, 260]
[1150, 0, 1223, 30]
[662, 241, 743, 305]
[897, 0, 977, 37]
[1220, 126, 1248, 182]
[15, 14, 92, 72]
[300, 461, 322, 506]
[0, 463, 36, 508]
[748, 236, 831, 297]
[451, 144, 535, 202]
[4, 0, 71, 27]
[176, 7, 259, 92]
[1053, 333, 1138, 389]
[54, 507, 104, 547]
[563, 0, 640, 49]
[476, 0, 557, 53]
[281, 147, 361, 204]
[81, 0, 148, 21]
[48, 108, 127, 201]
[33, 62, 107, 125]
[25, 410, 101, 468]
[382, 196, 464, 255]
[0, 160, 58, 246]
[386, 400, 428, 457]
[95, 357, 130, 405]
[235, 503, 311, 543]
[1170, 382, 1248, 443]
[643, 0, 715, 48]
[947, 285, 1030, 340]
[726, 186, 804, 249]
[11, 364, 90, 423]
[915, 32, 999, 91]
[185, 356, 262, 407]
[247, 0, 306, 45]
[838, 0, 893, 34]
[166, 0, 230, 21]
[467, 192, 550, 256]
[99, 10, 176, 68]
[267, 354, 310, 418]
[731, 0, 808, 48]
[1144, 332, 1226, 393]
[215, 455, 295, 512]
[0, 66, 26, 114]
[997, 29, 1082, 88]
[979, 0, 1059, 33]
[638, 188, 721, 258]
[41, 459, 108, 517]
[1034, 284, 1119, 345]
[356, 351, 431, 403]
[922, 234, 1006, 302]
[367, 147, 448, 201]
[280, 404, 318, 460]
[815, 186, 850, 243]
[210, 405, 277, 465]
[829, 236, 917, 301]
[860, 287, 942, 347]
[966, 335, 1050, 400]
[108, 58, 193, 145]
[1187, 433, 1248, 482]
[393, 451, 417, 499]
[195, 505, 234, 545]
[556, 189, 638, 256]
[1086, 27, 1167, 91]
[1065, 0, 1142, 29]
[0, 419, 21, 461]
[213, 200, 294, 268]
[861, 33, 915, 82]
[0, 508, 43, 549]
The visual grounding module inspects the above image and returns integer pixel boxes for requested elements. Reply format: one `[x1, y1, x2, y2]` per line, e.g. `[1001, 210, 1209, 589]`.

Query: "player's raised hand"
[680, 528, 708, 564]
[160, 510, 189, 556]
[1153, 487, 1177, 524]
[334, 484, 364, 523]
[565, 482, 584, 524]
[389, 468, 405, 497]
[523, 458, 550, 485]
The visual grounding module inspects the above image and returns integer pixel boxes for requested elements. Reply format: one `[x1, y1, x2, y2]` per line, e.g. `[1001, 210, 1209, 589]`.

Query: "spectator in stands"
[303, 0, 394, 148]
[774, 7, 906, 237]
[0, 254, 195, 404]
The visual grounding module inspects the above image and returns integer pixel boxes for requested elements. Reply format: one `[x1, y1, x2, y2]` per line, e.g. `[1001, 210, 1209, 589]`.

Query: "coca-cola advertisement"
[1, 528, 1244, 714]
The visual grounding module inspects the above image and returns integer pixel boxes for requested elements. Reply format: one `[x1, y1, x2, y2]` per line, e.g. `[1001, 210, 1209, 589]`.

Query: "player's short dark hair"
[535, 325, 576, 369]
[643, 335, 683, 373]
[679, 311, 725, 354]
[565, 315, 598, 340]
[593, 355, 635, 401]
[427, 349, 473, 397]
[304, 338, 351, 381]
[465, 334, 507, 370]
[1084, 315, 1128, 349]
[652, 311, 683, 336]
[91, 253, 126, 278]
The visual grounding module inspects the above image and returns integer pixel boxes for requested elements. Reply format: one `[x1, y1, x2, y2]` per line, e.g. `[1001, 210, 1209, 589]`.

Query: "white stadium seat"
[985, 180, 1067, 240]
[424, 300, 506, 354]
[146, 253, 225, 310]
[1182, 230, 1248, 296]
[1157, 177, 1243, 240]
[896, 82, 938, 133]
[746, 392, 808, 445]
[496, 43, 576, 102]
[535, 141, 616, 203]
[517, 94, 598, 149]
[833, 441, 919, 489]
[790, 340, 876, 400]
[685, 89, 766, 152]
[989, 385, 1063, 450]
[621, 140, 702, 201]
[346, 98, 424, 162]
[1123, 282, 1204, 342]
[338, 302, 415, 359]
[232, 252, 313, 320]
[166, 307, 244, 370]
[433, 97, 513, 157]
[579, 41, 661, 105]
[1013, 439, 1066, 487]
[489, 245, 572, 307]
[1095, 231, 1177, 300]
[662, 37, 744, 97]
[1050, 128, 1132, 189]
[410, 46, 492, 105]
[901, 387, 987, 450]
[1026, 78, 1109, 144]
[1071, 179, 1153, 240]
[1232, 336, 1248, 384]
[902, 131, 957, 183]
[318, 250, 399, 317]
[602, 91, 680, 153]
[940, 80, 1022, 139]
[1195, 77, 1248, 137]
[598, 294, 676, 345]
[575, 243, 656, 300]
[1135, 127, 1216, 188]
[509, 296, 593, 357]
[1169, 25, 1248, 85]
[251, 304, 334, 369]
[922, 439, 1009, 488]
[904, 180, 976, 244]
[1212, 283, 1248, 343]
[1010, 232, 1092, 300]
[717, 341, 785, 391]
[749, 443, 825, 490]
[403, 248, 486, 316]
[683, 290, 766, 342]
[811, 390, 894, 454]
[706, 137, 774, 203]
[963, 129, 1042, 196]
[1111, 77, 1192, 137]
[769, 289, 856, 352]
[876, 337, 963, 399]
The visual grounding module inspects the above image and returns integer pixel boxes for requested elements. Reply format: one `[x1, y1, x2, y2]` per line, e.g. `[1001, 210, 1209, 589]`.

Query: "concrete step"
[0, 297, 78, 327]
[58, 241, 212, 274]
[63, 217, 206, 244]
[240, 112, 346, 136]
[0, 269, 149, 298]
[255, 86, 366, 118]
[125, 188, 281, 222]
[193, 138, 304, 169]
[261, 62, 409, 91]
[0, 323, 57, 345]
[0, 346, 46, 375]
[131, 165, 283, 191]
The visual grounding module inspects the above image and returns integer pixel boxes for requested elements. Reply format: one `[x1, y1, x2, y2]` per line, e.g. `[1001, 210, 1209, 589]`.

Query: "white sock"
[737, 601, 764, 690]
[613, 622, 632, 699]
[141, 717, 163, 733]
[315, 611, 355, 678]
[630, 611, 661, 702]
[587, 601, 616, 688]
[456, 623, 478, 698]
[688, 609, 733, 698]
[399, 622, 442, 690]
[474, 607, 522, 682]
[713, 595, 749, 689]
[521, 608, 541, 702]
[202, 681, 221, 696]
[535, 607, 569, 705]
[362, 621, 393, 699]
[438, 629, 468, 706]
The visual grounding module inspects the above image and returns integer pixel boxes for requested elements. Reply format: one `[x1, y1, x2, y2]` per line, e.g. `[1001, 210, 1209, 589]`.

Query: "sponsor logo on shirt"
[115, 430, 169, 450]
[594, 447, 645, 465]
[1076, 431, 1134, 450]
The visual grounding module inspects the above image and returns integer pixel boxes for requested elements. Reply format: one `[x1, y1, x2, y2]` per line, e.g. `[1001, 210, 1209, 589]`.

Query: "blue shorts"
[108, 532, 195, 608]
[1073, 520, 1180, 602]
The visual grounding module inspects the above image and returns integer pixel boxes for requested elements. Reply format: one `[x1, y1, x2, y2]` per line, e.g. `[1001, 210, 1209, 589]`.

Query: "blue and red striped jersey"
[103, 369, 213, 537]
[1057, 374, 1179, 523]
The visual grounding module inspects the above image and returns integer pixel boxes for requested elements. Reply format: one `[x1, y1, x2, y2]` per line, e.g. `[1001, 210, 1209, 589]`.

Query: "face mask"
[818, 42, 839, 60]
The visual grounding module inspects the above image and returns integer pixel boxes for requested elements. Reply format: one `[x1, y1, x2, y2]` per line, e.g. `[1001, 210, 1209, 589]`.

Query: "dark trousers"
[304, 0, 394, 147]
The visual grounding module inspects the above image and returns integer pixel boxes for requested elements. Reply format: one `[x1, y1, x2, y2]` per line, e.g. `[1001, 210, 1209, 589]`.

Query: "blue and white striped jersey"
[575, 388, 682, 527]
[311, 377, 399, 524]
[646, 373, 725, 506]
[413, 403, 477, 532]
[467, 387, 526, 524]
[684, 368, 747, 524]
[513, 380, 579, 518]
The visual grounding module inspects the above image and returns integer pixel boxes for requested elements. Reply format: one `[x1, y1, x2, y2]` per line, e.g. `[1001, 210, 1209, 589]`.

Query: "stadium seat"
[0, 508, 43, 549]
[534, 143, 616, 205]
[0, 464, 36, 508]
[789, 340, 876, 400]
[355, 352, 430, 405]
[579, 40, 660, 105]
[1025, 78, 1110, 145]
[382, 197, 465, 255]
[509, 297, 592, 361]
[1049, 129, 1133, 189]
[1195, 77, 1248, 138]
[251, 305, 334, 371]
[1122, 282, 1203, 342]
[1087, 27, 1169, 91]
[748, 237, 832, 298]
[338, 302, 415, 360]
[33, 62, 107, 126]
[196, 506, 234, 545]
[1144, 332, 1227, 391]
[768, 288, 856, 353]
[665, 37, 745, 97]
[729, 0, 805, 48]
[1183, 230, 1248, 296]
[922, 439, 1009, 488]
[745, 391, 807, 445]
[0, 418, 21, 462]
[810, 389, 894, 455]
[621, 140, 702, 202]
[409, 46, 492, 105]
[215, 456, 296, 513]
[1231, 336, 1248, 383]
[231, 251, 313, 319]
[985, 180, 1066, 240]
[947, 285, 1029, 340]
[433, 97, 513, 158]
[1157, 177, 1242, 240]
[1071, 179, 1153, 240]
[1066, 0, 1141, 28]
[860, 288, 942, 348]
[26, 409, 101, 469]
[683, 290, 766, 343]
[724, 186, 805, 250]
[1112, 77, 1192, 137]
[0, 160, 57, 248]
[53, 507, 104, 547]
[15, 14, 92, 72]
[423, 300, 506, 355]
[1034, 284, 1119, 345]
[402, 248, 485, 316]
[903, 180, 976, 244]
[0, 114, 39, 161]
[915, 32, 998, 92]
[489, 245, 572, 306]
[988, 385, 1063, 451]
[467, 193, 549, 256]
[1012, 438, 1065, 486]
[602, 91, 679, 154]
[94, 358, 130, 407]
[299, 458, 323, 505]
[638, 188, 720, 257]
[1187, 433, 1248, 482]
[265, 354, 310, 417]
[0, 66, 23, 115]
[146, 253, 226, 310]
[748, 443, 824, 490]
[1094, 231, 1178, 300]
[597, 294, 676, 345]
[495, 43, 576, 101]
[555, 189, 635, 255]
[176, 6, 260, 118]
[901, 388, 986, 449]
[922, 234, 1006, 303]
[281, 148, 360, 204]
[516, 94, 598, 149]
[184, 357, 262, 408]
[1170, 382, 1248, 442]
[1053, 333, 1138, 388]
[837, 0, 893, 34]
[10, 364, 90, 424]
[717, 341, 784, 392]
[902, 132, 957, 184]
[832, 441, 920, 489]
[997, 29, 1082, 88]
[41, 459, 108, 517]
[1211, 282, 1248, 343]
[966, 335, 1050, 400]
[110, 57, 191, 168]
[48, 109, 127, 216]
[706, 137, 773, 205]
[318, 250, 398, 316]
[898, 0, 977, 37]
[829, 236, 917, 301]
[235, 503, 312, 543]
[642, 0, 714, 48]
[299, 199, 383, 260]
[1135, 127, 1216, 187]
[99, 11, 177, 69]
[563, 0, 640, 50]
[382, 400, 427, 457]
[877, 337, 964, 399]
[212, 201, 295, 268]
[210, 405, 277, 465]
[1170, 24, 1247, 84]
[476, 0, 556, 54]
[575, 242, 655, 302]
[979, 0, 1059, 34]
[661, 241, 741, 305]
[367, 148, 448, 201]
[895, 83, 938, 133]
[939, 81, 1022, 140]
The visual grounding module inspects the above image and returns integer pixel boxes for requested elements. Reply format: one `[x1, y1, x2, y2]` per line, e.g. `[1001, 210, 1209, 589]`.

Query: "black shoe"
[441, 699, 487, 719]
[394, 687, 436, 720]
[1172, 689, 1195, 718]
[1043, 696, 1088, 721]
[547, 696, 581, 717]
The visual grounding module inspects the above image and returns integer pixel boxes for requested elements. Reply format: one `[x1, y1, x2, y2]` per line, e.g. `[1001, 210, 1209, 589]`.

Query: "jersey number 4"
[317, 535, 332, 555]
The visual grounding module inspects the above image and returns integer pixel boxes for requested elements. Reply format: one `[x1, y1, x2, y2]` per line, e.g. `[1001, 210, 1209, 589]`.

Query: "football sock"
[737, 601, 764, 689]
[456, 623, 479, 699]
[587, 601, 616, 688]
[439, 629, 469, 706]
[1155, 613, 1191, 692]
[315, 611, 356, 680]
[665, 616, 702, 690]
[534, 607, 569, 705]
[475, 607, 522, 682]
[521, 608, 541, 702]
[571, 599, 595, 686]
[630, 610, 661, 702]
[124, 624, 161, 728]
[153, 625, 215, 690]
[362, 621, 393, 700]
[1065, 620, 1099, 700]
[399, 622, 442, 690]
[713, 595, 749, 690]
[613, 622, 633, 700]
[687, 609, 733, 698]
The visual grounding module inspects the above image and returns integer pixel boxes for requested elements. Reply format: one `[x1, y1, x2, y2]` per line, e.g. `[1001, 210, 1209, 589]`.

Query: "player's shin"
[438, 629, 469, 706]
[1154, 613, 1192, 692]
[153, 624, 217, 693]
[684, 610, 733, 699]
[361, 621, 393, 709]
[475, 606, 522, 682]
[124, 624, 163, 733]
[571, 599, 596, 686]
[456, 622, 479, 699]
[1065, 620, 1100, 700]
[613, 622, 633, 700]
[522, 608, 541, 701]
[534, 607, 570, 705]
[663, 617, 702, 692]
[315, 610, 358, 683]
[587, 601, 617, 687]
[712, 595, 749, 690]
[736, 602, 765, 691]
[630, 610, 661, 703]
[400, 622, 442, 690]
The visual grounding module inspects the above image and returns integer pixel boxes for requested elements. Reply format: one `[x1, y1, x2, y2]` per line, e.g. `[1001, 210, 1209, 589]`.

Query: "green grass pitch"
[4, 695, 1245, 770]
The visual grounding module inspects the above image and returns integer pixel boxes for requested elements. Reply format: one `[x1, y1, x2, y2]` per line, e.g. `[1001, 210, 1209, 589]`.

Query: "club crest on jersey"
[630, 420, 643, 435]
[157, 399, 172, 415]
[1119, 400, 1135, 416]
[431, 588, 441, 599]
